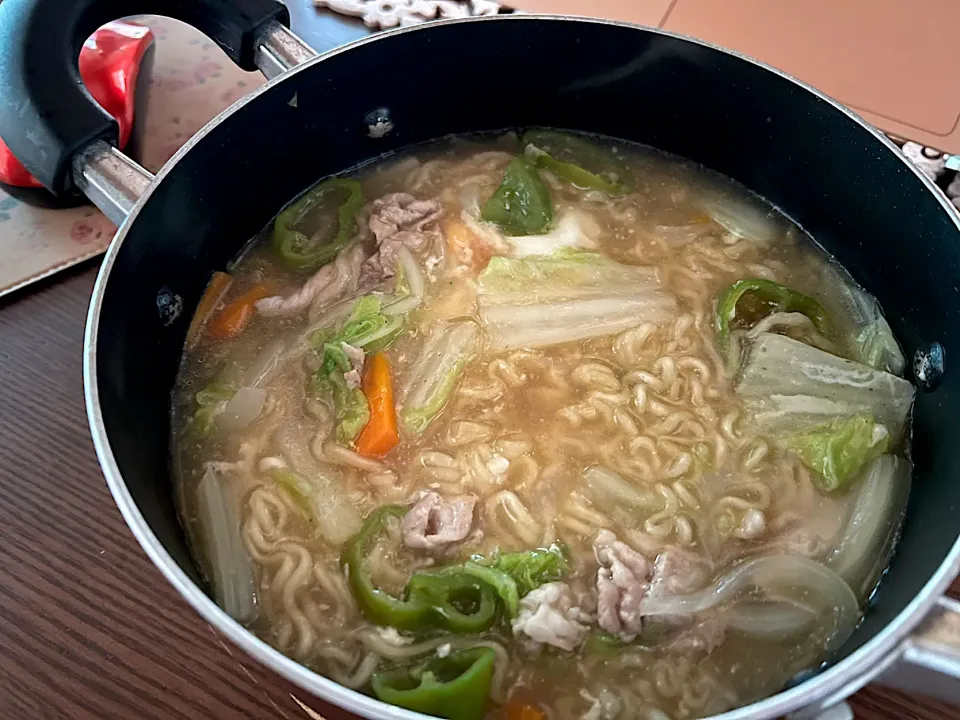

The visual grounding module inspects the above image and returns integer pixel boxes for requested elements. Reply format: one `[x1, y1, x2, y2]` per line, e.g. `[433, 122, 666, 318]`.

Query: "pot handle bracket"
[875, 595, 960, 704]
[0, 0, 317, 222]
[789, 596, 960, 719]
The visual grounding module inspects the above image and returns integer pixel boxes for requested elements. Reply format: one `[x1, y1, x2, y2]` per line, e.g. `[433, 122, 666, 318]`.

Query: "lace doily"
[898, 141, 960, 210]
[314, 0, 503, 28]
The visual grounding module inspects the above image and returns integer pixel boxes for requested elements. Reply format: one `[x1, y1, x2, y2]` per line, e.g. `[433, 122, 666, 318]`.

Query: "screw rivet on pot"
[913, 341, 945, 391]
[157, 287, 183, 327]
[364, 107, 394, 139]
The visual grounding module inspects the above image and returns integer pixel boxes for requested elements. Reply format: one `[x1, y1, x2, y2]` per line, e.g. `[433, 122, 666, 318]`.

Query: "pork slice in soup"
[173, 131, 914, 720]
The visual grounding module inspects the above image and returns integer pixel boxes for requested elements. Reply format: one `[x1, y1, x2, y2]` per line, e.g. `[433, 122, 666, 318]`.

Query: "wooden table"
[2, 7, 960, 720]
[3, 270, 958, 719]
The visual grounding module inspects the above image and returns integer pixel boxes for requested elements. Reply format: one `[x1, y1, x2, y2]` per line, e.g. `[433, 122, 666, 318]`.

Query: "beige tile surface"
[661, 0, 960, 148]
[512, 0, 960, 153]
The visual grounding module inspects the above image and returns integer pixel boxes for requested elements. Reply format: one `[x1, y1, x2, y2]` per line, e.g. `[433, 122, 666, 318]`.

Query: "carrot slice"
[207, 283, 270, 340]
[187, 271, 233, 347]
[355, 353, 399, 458]
[444, 217, 492, 271]
[505, 702, 546, 720]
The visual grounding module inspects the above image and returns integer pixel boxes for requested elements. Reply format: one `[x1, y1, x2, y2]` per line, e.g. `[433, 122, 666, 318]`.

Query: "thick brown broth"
[173, 132, 912, 720]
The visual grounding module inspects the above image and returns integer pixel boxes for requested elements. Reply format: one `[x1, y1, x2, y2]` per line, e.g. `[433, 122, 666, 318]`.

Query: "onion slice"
[243, 338, 286, 388]
[827, 455, 911, 597]
[640, 555, 860, 651]
[459, 183, 483, 217]
[219, 386, 266, 432]
[726, 600, 816, 639]
[384, 295, 421, 316]
[698, 192, 784, 245]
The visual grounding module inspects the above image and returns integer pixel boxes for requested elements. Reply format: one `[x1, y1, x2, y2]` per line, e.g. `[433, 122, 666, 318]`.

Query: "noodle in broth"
[174, 132, 914, 719]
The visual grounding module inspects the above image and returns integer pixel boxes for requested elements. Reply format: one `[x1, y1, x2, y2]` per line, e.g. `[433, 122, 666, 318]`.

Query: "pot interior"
[90, 15, 960, 706]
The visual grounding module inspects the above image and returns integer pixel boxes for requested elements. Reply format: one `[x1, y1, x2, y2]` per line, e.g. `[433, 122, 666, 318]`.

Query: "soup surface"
[174, 132, 915, 720]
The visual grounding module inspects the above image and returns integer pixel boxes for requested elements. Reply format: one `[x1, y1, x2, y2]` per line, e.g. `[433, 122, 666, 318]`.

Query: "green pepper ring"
[715, 277, 832, 351]
[406, 570, 500, 634]
[371, 647, 496, 720]
[340, 506, 500, 633]
[522, 130, 630, 196]
[271, 177, 364, 270]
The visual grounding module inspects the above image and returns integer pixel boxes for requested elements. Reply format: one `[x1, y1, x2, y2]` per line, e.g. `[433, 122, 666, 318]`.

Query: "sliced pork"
[369, 193, 443, 244]
[647, 547, 711, 598]
[362, 193, 443, 283]
[593, 530, 649, 642]
[401, 491, 477, 553]
[257, 243, 365, 317]
[512, 582, 591, 652]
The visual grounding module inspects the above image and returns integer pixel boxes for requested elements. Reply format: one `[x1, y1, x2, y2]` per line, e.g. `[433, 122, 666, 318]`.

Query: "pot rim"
[83, 14, 960, 720]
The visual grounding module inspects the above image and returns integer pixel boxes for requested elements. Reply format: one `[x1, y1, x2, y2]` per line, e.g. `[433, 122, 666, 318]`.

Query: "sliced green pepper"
[340, 507, 499, 632]
[481, 157, 553, 236]
[372, 647, 496, 720]
[715, 278, 831, 350]
[272, 177, 364, 269]
[407, 569, 499, 632]
[523, 130, 630, 195]
[341, 506, 432, 629]
[462, 561, 519, 618]
[584, 631, 629, 655]
[583, 622, 671, 656]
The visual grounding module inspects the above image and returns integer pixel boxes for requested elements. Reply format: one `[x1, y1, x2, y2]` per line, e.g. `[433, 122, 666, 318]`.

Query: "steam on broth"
[174, 131, 915, 720]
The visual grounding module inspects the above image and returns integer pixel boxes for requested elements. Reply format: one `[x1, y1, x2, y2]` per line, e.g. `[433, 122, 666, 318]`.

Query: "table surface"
[3, 7, 960, 720]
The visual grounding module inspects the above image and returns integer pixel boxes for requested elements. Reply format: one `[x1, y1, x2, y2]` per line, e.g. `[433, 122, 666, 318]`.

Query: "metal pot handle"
[67, 19, 316, 225]
[0, 0, 313, 197]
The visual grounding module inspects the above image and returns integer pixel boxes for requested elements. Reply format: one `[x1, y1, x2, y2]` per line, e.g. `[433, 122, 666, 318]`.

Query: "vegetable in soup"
[174, 131, 914, 720]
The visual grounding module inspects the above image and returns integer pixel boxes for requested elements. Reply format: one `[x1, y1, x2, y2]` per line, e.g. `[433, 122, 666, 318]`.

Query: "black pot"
[2, 0, 959, 717]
